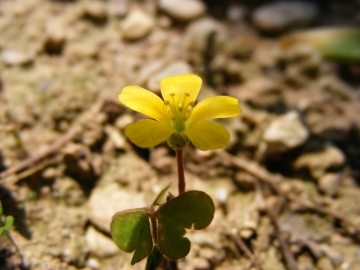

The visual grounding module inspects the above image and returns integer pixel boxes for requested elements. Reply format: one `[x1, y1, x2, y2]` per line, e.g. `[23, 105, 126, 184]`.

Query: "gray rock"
[121, 8, 155, 41]
[262, 111, 309, 154]
[252, 1, 318, 33]
[226, 5, 247, 22]
[158, 0, 206, 21]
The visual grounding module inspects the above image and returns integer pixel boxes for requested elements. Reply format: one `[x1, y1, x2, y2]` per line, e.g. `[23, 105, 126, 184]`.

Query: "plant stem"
[176, 150, 185, 195]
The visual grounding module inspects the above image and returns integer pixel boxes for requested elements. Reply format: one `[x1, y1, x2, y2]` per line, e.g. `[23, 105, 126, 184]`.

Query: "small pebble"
[121, 8, 155, 41]
[262, 111, 309, 153]
[318, 173, 340, 195]
[83, 1, 107, 23]
[158, 0, 206, 21]
[252, 1, 318, 33]
[1, 50, 33, 66]
[85, 226, 119, 257]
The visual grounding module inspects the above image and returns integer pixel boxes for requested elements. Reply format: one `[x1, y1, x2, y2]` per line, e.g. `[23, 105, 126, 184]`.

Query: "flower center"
[164, 92, 194, 133]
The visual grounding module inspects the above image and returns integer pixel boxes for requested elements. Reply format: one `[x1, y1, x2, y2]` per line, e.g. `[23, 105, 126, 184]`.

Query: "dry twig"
[265, 195, 299, 270]
[0, 98, 108, 182]
[0, 127, 80, 180]
[228, 233, 263, 270]
[218, 151, 360, 233]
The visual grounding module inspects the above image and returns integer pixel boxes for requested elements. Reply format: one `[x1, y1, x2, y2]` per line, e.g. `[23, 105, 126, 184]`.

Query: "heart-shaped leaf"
[111, 190, 215, 264]
[111, 207, 152, 265]
[156, 190, 215, 260]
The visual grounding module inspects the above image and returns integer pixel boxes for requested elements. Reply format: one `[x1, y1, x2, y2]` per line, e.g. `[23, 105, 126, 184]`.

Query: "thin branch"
[218, 151, 360, 233]
[228, 233, 263, 270]
[267, 209, 299, 270]
[0, 127, 80, 180]
[6, 232, 27, 270]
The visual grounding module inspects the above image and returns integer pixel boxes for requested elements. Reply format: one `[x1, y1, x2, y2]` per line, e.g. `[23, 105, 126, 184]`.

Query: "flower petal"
[187, 96, 241, 128]
[125, 119, 174, 148]
[119, 85, 168, 124]
[161, 74, 202, 104]
[183, 120, 230, 150]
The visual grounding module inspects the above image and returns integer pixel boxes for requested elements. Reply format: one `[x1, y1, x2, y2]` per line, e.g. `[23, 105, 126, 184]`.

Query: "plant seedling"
[113, 74, 241, 268]
[0, 200, 14, 236]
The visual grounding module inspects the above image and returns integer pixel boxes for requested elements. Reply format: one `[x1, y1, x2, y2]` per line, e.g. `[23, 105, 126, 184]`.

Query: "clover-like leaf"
[111, 190, 215, 264]
[156, 190, 215, 260]
[111, 207, 153, 265]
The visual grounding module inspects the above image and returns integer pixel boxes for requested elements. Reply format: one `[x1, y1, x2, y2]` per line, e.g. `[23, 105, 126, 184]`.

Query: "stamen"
[170, 93, 175, 97]
[164, 101, 170, 105]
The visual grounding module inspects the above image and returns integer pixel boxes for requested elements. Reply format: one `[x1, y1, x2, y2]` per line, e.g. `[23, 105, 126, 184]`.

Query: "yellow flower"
[118, 74, 241, 151]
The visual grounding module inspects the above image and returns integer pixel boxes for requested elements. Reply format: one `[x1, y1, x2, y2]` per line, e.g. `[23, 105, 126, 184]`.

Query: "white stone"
[86, 226, 119, 257]
[87, 182, 146, 232]
[1, 50, 33, 66]
[158, 0, 206, 21]
[121, 8, 155, 41]
[86, 258, 100, 270]
[252, 1, 318, 33]
[263, 111, 309, 150]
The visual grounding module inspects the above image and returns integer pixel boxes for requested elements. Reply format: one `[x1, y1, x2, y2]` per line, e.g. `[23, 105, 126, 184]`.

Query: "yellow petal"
[183, 120, 230, 150]
[160, 74, 202, 104]
[119, 85, 169, 125]
[187, 96, 241, 128]
[125, 120, 174, 148]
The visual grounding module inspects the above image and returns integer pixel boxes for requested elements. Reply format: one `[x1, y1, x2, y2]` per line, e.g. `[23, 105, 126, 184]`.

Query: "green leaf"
[145, 244, 163, 270]
[322, 32, 360, 63]
[156, 191, 215, 260]
[0, 227, 4, 236]
[111, 207, 153, 265]
[4, 216, 14, 232]
[0, 201, 3, 217]
[152, 182, 172, 206]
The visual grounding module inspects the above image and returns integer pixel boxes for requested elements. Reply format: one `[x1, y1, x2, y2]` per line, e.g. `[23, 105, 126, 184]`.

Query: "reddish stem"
[176, 150, 185, 195]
